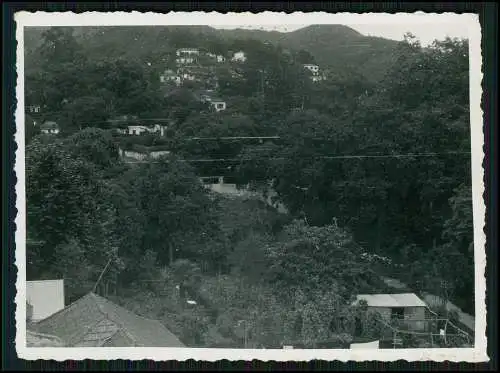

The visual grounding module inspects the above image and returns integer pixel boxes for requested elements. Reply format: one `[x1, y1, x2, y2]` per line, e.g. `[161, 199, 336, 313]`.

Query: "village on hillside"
[23, 24, 475, 350]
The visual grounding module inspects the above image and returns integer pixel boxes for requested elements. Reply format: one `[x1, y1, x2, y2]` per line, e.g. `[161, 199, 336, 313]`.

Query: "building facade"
[354, 293, 430, 331]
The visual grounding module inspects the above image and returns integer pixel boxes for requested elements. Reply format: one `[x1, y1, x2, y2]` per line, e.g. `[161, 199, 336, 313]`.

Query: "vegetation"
[25, 26, 473, 347]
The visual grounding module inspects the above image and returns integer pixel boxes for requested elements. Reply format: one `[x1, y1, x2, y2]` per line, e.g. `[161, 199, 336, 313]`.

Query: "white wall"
[27, 280, 65, 322]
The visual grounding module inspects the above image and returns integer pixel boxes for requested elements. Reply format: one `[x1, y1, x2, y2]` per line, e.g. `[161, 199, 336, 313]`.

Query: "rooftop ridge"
[89, 293, 178, 346]
[34, 292, 95, 326]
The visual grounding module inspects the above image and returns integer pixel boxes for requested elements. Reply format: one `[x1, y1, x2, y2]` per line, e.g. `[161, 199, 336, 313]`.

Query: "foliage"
[25, 27, 474, 347]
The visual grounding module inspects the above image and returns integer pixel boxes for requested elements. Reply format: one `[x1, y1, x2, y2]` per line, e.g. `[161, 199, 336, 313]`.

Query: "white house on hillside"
[211, 99, 226, 112]
[176, 57, 195, 65]
[176, 48, 199, 56]
[231, 51, 247, 62]
[127, 125, 149, 135]
[303, 64, 320, 74]
[27, 104, 41, 114]
[127, 124, 166, 136]
[160, 69, 182, 86]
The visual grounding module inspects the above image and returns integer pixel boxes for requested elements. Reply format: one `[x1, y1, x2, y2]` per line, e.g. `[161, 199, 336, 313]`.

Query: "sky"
[18, 12, 474, 47]
[212, 23, 469, 47]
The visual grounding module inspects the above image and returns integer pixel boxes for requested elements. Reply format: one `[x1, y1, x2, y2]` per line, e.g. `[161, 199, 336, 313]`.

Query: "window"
[391, 307, 405, 319]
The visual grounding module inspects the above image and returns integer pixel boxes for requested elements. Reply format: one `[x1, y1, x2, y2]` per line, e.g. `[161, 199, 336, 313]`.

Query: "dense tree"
[24, 26, 474, 347]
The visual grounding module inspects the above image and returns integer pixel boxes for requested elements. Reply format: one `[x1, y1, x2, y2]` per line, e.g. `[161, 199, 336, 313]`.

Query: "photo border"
[3, 1, 491, 370]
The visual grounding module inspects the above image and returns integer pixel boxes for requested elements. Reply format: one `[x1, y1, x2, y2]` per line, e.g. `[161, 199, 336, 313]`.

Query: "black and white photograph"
[14, 11, 486, 361]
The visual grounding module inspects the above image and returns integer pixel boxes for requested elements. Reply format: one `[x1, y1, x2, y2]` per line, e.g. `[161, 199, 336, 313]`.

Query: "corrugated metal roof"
[354, 293, 427, 308]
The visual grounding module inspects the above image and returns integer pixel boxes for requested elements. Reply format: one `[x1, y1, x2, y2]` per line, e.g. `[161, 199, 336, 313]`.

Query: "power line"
[123, 151, 470, 164]
[187, 136, 280, 140]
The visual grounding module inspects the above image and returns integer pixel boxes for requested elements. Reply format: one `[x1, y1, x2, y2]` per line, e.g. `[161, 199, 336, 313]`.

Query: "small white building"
[127, 125, 149, 135]
[176, 57, 195, 65]
[160, 70, 182, 86]
[303, 64, 320, 74]
[127, 124, 166, 136]
[27, 105, 41, 114]
[176, 48, 199, 56]
[216, 55, 226, 63]
[40, 121, 59, 134]
[150, 124, 166, 136]
[210, 99, 227, 112]
[27, 279, 65, 322]
[231, 51, 247, 63]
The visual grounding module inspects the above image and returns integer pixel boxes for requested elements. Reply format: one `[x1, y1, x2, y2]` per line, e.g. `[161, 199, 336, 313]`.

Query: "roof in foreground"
[354, 293, 427, 308]
[31, 292, 185, 347]
[27, 330, 65, 347]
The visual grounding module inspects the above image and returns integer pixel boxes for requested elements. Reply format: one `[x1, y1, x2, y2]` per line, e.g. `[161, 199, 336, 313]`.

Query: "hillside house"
[127, 125, 149, 135]
[231, 51, 247, 62]
[40, 121, 60, 134]
[176, 57, 195, 65]
[353, 293, 430, 331]
[26, 104, 41, 114]
[30, 292, 185, 347]
[127, 124, 166, 136]
[176, 48, 199, 56]
[27, 280, 65, 322]
[160, 69, 182, 86]
[303, 64, 320, 74]
[210, 98, 227, 112]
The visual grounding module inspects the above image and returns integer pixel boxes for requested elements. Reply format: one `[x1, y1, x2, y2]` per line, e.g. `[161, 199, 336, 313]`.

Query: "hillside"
[214, 25, 399, 82]
[24, 24, 399, 83]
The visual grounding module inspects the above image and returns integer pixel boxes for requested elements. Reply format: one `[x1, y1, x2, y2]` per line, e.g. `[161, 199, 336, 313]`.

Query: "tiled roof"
[354, 293, 427, 308]
[31, 293, 185, 347]
[27, 330, 65, 347]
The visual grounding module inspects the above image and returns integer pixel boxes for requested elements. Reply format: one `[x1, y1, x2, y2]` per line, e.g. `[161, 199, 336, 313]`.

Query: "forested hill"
[24, 24, 398, 82]
[25, 26, 474, 347]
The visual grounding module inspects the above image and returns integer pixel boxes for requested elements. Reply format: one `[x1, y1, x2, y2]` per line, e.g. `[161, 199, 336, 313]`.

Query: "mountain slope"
[24, 25, 400, 83]
[214, 25, 399, 83]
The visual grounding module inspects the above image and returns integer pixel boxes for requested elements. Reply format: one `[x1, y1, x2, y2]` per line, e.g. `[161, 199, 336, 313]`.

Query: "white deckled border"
[14, 11, 487, 362]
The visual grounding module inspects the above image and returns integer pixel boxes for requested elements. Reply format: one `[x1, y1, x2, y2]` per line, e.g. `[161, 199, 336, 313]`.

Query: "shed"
[30, 292, 185, 347]
[353, 293, 429, 331]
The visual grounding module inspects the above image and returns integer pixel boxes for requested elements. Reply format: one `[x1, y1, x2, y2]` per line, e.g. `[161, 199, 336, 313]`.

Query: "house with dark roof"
[40, 121, 60, 134]
[30, 292, 185, 347]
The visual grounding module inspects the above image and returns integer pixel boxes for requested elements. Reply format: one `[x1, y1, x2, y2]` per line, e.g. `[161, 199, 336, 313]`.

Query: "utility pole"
[92, 257, 113, 294]
[238, 320, 248, 348]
